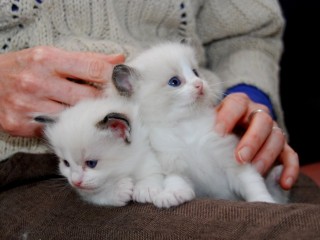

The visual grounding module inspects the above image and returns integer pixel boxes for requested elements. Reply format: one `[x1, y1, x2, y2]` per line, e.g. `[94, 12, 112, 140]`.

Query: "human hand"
[0, 46, 125, 137]
[214, 93, 299, 190]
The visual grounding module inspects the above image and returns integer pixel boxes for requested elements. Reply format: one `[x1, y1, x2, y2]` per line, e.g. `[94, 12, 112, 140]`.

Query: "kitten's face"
[112, 43, 216, 119]
[39, 99, 134, 193]
[138, 60, 208, 109]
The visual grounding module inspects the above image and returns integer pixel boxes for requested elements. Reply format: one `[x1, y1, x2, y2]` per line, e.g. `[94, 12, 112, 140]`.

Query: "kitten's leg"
[86, 177, 134, 206]
[229, 165, 276, 203]
[132, 153, 165, 204]
[133, 173, 164, 204]
[153, 174, 196, 208]
[112, 177, 134, 206]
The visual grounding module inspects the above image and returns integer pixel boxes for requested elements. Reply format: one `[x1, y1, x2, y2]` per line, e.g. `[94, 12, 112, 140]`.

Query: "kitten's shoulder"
[55, 97, 137, 129]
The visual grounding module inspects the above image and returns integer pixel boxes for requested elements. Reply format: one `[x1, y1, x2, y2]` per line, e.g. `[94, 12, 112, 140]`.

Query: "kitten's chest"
[152, 116, 214, 146]
[149, 113, 239, 173]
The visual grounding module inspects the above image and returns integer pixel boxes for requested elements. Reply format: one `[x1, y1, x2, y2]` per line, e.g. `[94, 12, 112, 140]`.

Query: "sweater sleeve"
[196, 0, 286, 128]
[225, 84, 276, 120]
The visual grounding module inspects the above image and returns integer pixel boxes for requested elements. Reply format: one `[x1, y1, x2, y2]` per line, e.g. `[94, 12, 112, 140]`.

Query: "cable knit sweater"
[0, 0, 285, 161]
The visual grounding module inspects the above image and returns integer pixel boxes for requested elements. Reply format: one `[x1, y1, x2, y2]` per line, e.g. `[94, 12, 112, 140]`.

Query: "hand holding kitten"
[215, 92, 299, 190]
[0, 46, 124, 137]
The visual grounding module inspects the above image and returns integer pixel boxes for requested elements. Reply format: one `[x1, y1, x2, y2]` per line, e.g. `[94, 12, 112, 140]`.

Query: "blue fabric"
[224, 84, 276, 120]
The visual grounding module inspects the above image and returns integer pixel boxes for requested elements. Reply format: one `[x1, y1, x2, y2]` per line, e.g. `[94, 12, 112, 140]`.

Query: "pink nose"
[194, 81, 203, 94]
[72, 180, 82, 187]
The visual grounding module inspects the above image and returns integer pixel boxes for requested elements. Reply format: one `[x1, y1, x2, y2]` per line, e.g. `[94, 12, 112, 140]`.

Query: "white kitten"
[35, 98, 164, 207]
[110, 41, 289, 206]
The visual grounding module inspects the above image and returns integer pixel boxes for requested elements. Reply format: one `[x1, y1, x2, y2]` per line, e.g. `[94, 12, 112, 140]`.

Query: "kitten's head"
[110, 42, 220, 121]
[35, 98, 138, 194]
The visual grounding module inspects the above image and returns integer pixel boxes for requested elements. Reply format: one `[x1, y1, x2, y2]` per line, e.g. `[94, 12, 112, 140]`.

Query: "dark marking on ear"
[96, 112, 131, 144]
[112, 64, 136, 97]
[34, 115, 57, 124]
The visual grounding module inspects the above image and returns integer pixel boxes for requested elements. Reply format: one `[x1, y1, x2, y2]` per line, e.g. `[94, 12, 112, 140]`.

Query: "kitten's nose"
[194, 81, 204, 94]
[72, 180, 82, 187]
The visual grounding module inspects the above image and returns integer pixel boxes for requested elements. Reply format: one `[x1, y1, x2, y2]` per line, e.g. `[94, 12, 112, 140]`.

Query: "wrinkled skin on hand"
[0, 46, 124, 137]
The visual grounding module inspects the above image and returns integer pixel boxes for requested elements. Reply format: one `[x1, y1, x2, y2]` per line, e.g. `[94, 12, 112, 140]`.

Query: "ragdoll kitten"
[34, 97, 165, 207]
[109, 41, 289, 206]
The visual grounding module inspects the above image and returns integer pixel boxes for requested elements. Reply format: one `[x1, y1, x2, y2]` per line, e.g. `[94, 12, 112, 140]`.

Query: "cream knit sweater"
[0, 0, 285, 161]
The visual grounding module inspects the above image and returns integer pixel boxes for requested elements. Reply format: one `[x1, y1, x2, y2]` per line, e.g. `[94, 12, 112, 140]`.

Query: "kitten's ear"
[96, 112, 131, 144]
[34, 115, 58, 125]
[112, 64, 137, 97]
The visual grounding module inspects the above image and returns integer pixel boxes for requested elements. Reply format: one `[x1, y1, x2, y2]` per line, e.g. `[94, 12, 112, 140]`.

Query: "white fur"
[117, 42, 289, 205]
[42, 42, 289, 208]
[43, 97, 164, 206]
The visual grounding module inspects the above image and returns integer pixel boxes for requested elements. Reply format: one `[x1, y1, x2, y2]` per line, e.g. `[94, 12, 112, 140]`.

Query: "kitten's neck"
[141, 101, 215, 126]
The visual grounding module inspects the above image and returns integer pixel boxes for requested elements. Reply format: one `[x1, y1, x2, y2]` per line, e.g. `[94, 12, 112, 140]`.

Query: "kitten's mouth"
[74, 185, 98, 192]
[193, 92, 205, 103]
[197, 89, 205, 98]
[196, 94, 204, 100]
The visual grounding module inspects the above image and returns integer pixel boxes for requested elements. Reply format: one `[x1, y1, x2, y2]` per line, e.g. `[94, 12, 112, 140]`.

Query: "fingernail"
[108, 54, 125, 63]
[285, 177, 293, 188]
[108, 53, 123, 57]
[215, 122, 226, 136]
[254, 161, 265, 173]
[238, 146, 252, 164]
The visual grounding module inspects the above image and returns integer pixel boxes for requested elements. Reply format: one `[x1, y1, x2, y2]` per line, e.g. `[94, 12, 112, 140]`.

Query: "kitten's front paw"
[113, 177, 134, 206]
[133, 181, 162, 204]
[153, 188, 195, 208]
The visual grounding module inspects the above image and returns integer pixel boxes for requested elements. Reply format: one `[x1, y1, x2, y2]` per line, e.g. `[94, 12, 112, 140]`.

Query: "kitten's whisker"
[45, 178, 70, 193]
[208, 79, 230, 87]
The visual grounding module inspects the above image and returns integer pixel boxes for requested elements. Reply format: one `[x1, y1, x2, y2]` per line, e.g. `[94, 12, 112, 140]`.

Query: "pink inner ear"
[109, 119, 128, 140]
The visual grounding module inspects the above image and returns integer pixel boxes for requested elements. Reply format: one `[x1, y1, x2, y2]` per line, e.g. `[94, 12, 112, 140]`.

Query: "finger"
[1, 100, 65, 137]
[2, 114, 48, 137]
[23, 47, 125, 84]
[15, 120, 46, 137]
[38, 76, 101, 106]
[53, 51, 125, 83]
[2, 92, 65, 118]
[235, 110, 274, 164]
[251, 126, 286, 175]
[29, 98, 67, 115]
[215, 93, 250, 136]
[278, 144, 300, 190]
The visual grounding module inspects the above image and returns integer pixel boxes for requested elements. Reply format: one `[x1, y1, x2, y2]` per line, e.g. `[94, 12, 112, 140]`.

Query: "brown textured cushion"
[1, 153, 320, 239]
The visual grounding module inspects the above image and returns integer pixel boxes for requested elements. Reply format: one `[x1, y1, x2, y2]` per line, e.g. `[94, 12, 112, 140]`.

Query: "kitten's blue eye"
[193, 69, 199, 77]
[168, 76, 181, 87]
[63, 160, 70, 167]
[85, 160, 98, 169]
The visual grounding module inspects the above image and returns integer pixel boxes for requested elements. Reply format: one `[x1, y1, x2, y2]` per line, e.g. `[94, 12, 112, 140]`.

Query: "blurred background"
[279, 0, 320, 166]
